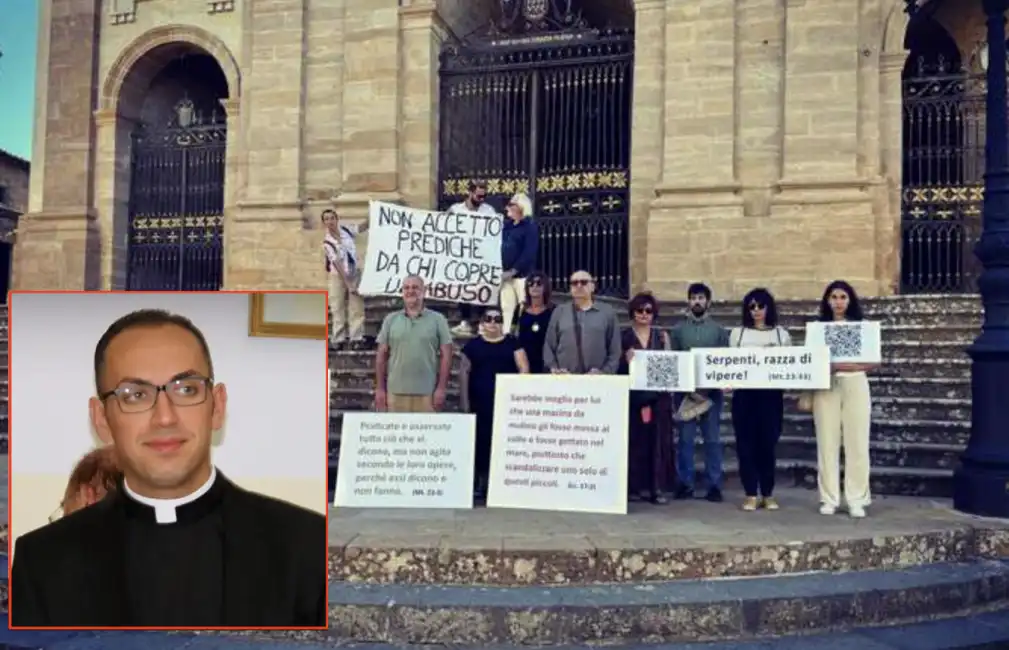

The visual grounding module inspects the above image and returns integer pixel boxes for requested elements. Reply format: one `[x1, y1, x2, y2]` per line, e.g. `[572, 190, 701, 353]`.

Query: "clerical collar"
[121, 466, 221, 525]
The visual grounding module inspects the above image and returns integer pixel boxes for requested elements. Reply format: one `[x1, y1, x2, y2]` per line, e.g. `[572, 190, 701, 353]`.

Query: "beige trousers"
[500, 276, 527, 333]
[388, 394, 434, 413]
[329, 271, 365, 342]
[812, 372, 872, 508]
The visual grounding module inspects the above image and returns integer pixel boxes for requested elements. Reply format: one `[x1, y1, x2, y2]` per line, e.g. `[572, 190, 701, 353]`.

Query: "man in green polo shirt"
[375, 274, 454, 412]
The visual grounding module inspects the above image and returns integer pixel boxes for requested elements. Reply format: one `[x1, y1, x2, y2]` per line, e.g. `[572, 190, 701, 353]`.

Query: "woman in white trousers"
[323, 209, 366, 349]
[499, 192, 539, 334]
[812, 279, 876, 518]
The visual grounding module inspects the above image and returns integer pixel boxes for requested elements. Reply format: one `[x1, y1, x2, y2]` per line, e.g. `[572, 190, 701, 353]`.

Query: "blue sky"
[0, 0, 38, 160]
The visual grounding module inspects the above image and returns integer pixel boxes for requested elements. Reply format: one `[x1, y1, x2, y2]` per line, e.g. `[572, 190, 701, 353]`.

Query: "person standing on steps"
[516, 271, 555, 374]
[812, 280, 876, 519]
[447, 180, 499, 338]
[729, 288, 790, 512]
[543, 270, 622, 375]
[374, 274, 454, 413]
[669, 282, 730, 503]
[499, 192, 539, 335]
[323, 209, 366, 350]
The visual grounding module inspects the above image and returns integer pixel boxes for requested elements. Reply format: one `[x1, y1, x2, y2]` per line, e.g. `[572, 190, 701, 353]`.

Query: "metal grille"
[901, 56, 984, 293]
[438, 28, 634, 298]
[127, 98, 226, 291]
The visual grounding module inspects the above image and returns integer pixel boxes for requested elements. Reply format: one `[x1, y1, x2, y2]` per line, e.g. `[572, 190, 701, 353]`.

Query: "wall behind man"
[8, 292, 328, 551]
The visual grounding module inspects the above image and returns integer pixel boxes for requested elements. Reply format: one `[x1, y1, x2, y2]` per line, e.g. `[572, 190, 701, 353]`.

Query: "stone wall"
[0, 152, 29, 214]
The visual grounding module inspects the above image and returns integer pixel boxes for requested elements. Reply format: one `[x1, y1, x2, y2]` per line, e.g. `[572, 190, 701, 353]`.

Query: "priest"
[10, 308, 328, 628]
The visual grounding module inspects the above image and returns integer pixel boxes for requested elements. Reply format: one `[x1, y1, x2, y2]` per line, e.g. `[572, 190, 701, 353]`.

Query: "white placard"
[334, 412, 476, 509]
[805, 321, 883, 364]
[694, 345, 831, 390]
[629, 350, 696, 392]
[357, 200, 504, 305]
[487, 374, 629, 515]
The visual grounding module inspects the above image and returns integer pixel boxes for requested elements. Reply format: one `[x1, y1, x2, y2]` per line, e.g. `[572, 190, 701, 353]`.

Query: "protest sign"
[806, 321, 883, 364]
[333, 412, 476, 509]
[629, 350, 695, 392]
[487, 374, 629, 515]
[357, 200, 504, 305]
[694, 345, 831, 390]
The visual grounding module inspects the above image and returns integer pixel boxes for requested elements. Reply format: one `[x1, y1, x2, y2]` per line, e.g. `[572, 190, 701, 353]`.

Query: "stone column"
[877, 51, 907, 295]
[12, 0, 103, 291]
[627, 0, 666, 292]
[303, 0, 345, 211]
[92, 108, 134, 290]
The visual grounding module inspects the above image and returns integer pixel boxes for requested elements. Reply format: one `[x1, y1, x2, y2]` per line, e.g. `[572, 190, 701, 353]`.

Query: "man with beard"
[669, 283, 730, 502]
[11, 309, 326, 627]
[447, 180, 499, 337]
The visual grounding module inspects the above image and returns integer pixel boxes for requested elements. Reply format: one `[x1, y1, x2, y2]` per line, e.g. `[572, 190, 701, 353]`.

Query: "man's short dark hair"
[468, 180, 488, 192]
[94, 309, 215, 393]
[687, 282, 712, 300]
[320, 209, 336, 223]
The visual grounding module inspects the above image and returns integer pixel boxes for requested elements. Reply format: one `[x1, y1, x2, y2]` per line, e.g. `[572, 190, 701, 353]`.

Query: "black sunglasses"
[527, 278, 544, 287]
[570, 279, 592, 287]
[483, 314, 503, 324]
[749, 302, 766, 311]
[635, 307, 653, 315]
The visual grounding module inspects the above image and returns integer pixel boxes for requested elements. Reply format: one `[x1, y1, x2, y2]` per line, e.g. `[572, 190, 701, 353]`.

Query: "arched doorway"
[900, 16, 981, 293]
[437, 0, 635, 297]
[126, 53, 228, 291]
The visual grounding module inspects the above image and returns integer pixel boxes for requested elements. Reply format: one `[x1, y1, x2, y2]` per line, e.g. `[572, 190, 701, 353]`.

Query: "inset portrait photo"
[8, 290, 329, 629]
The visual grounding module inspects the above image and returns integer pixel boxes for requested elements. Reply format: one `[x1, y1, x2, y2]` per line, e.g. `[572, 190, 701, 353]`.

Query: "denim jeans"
[676, 391, 724, 490]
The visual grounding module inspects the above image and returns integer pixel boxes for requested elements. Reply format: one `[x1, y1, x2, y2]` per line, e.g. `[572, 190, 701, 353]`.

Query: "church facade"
[11, 0, 991, 300]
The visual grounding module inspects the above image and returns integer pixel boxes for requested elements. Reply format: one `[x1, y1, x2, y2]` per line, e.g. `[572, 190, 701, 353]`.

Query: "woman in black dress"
[460, 308, 531, 499]
[516, 271, 555, 374]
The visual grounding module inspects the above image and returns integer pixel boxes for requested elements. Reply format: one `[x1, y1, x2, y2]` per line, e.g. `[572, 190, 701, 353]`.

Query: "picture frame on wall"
[248, 291, 328, 340]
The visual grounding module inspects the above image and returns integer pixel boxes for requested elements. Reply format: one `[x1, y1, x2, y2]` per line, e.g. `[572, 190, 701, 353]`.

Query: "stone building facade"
[9, 0, 993, 300]
[0, 150, 29, 218]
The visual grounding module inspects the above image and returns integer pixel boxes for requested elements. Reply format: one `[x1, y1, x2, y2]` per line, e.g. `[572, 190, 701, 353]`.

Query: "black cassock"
[10, 470, 327, 627]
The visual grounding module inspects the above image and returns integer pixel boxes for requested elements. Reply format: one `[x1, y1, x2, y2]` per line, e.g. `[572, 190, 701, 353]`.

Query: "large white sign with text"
[694, 345, 831, 390]
[806, 321, 883, 364]
[334, 412, 476, 509]
[357, 200, 504, 305]
[487, 374, 629, 515]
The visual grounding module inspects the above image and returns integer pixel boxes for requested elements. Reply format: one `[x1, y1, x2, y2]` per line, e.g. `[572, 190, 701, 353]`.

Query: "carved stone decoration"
[488, 0, 585, 39]
[109, 0, 136, 25]
[207, 0, 235, 14]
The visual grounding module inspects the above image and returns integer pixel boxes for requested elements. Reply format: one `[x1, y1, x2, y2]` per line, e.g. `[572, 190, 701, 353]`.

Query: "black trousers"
[731, 389, 784, 498]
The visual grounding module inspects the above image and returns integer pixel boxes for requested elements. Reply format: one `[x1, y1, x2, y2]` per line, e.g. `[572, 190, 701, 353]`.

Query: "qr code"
[823, 323, 863, 359]
[645, 354, 681, 390]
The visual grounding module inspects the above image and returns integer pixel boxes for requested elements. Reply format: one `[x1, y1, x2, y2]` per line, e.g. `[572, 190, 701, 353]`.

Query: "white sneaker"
[819, 504, 836, 516]
[451, 322, 474, 337]
[848, 505, 866, 519]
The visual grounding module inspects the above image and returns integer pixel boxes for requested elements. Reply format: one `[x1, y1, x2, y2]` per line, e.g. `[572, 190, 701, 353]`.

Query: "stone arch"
[881, 0, 909, 56]
[100, 24, 240, 118]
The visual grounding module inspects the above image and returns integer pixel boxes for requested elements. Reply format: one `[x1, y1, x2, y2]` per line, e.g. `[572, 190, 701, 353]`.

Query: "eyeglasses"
[483, 315, 503, 324]
[100, 376, 213, 414]
[527, 279, 543, 287]
[749, 303, 766, 311]
[635, 308, 653, 315]
[570, 279, 592, 287]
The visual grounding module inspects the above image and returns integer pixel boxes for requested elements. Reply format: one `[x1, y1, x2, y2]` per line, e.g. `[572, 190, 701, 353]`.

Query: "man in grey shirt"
[543, 270, 622, 374]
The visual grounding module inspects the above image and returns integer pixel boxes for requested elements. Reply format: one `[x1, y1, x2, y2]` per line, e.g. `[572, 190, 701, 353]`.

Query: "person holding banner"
[812, 280, 875, 518]
[543, 270, 622, 375]
[728, 288, 791, 512]
[619, 292, 675, 504]
[448, 180, 499, 337]
[459, 307, 530, 499]
[499, 192, 540, 335]
[322, 209, 366, 349]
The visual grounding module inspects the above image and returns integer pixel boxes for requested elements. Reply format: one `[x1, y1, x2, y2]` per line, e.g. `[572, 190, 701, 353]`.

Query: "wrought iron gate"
[901, 55, 984, 293]
[437, 16, 634, 297]
[127, 98, 226, 291]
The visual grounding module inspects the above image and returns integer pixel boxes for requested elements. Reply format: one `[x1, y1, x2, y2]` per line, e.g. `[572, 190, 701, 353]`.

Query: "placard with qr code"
[628, 350, 696, 392]
[805, 321, 882, 364]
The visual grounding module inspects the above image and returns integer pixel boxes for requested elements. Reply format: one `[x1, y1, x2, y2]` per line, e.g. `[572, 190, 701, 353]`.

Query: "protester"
[49, 446, 123, 522]
[669, 282, 730, 502]
[516, 271, 555, 374]
[729, 288, 790, 512]
[375, 274, 453, 413]
[460, 307, 530, 500]
[543, 270, 621, 375]
[447, 181, 499, 337]
[499, 192, 539, 334]
[812, 280, 875, 518]
[323, 209, 366, 350]
[619, 292, 674, 504]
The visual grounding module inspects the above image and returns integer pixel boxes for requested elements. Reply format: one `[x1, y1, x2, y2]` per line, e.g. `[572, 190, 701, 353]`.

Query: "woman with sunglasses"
[516, 271, 555, 374]
[619, 292, 675, 504]
[460, 307, 531, 499]
[729, 288, 791, 511]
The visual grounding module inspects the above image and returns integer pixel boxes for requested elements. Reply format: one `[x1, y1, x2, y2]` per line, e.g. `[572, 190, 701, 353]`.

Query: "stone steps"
[328, 559, 1009, 645]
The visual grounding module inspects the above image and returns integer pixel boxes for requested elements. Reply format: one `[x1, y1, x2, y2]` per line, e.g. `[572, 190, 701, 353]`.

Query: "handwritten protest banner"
[694, 345, 831, 390]
[333, 412, 476, 509]
[629, 350, 695, 392]
[487, 375, 629, 515]
[806, 321, 883, 364]
[357, 200, 504, 305]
